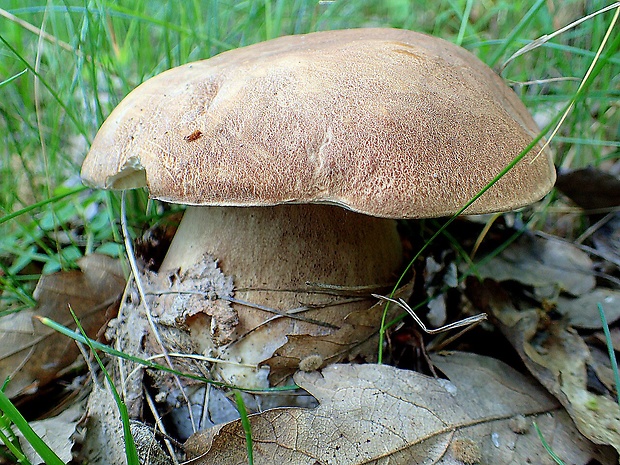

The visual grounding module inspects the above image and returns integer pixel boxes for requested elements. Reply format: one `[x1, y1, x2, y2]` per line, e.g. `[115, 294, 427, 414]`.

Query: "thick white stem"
[161, 204, 402, 388]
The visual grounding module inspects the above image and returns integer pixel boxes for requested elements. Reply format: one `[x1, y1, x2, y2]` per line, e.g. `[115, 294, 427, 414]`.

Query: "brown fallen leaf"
[432, 352, 616, 464]
[263, 281, 413, 384]
[555, 167, 620, 211]
[592, 214, 620, 269]
[593, 328, 620, 352]
[555, 167, 620, 268]
[109, 259, 413, 439]
[79, 383, 173, 465]
[589, 344, 619, 395]
[0, 254, 124, 398]
[184, 353, 614, 464]
[467, 277, 620, 455]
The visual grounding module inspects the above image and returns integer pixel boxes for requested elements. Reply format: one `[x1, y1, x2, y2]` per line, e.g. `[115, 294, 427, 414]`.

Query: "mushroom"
[81, 28, 555, 389]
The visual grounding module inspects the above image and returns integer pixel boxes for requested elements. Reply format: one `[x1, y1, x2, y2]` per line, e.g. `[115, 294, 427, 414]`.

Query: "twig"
[144, 390, 181, 465]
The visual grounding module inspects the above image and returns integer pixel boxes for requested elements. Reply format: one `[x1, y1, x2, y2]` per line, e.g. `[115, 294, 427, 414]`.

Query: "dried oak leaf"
[468, 277, 620, 455]
[185, 353, 614, 464]
[0, 254, 124, 398]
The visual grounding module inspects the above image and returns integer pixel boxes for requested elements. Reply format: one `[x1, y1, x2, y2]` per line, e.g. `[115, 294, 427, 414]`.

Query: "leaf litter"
[184, 353, 613, 464]
[179, 230, 619, 464]
[471, 234, 595, 298]
[464, 230, 620, 456]
[78, 383, 173, 465]
[15, 399, 84, 465]
[97, 250, 415, 436]
[0, 253, 124, 398]
[7, 209, 620, 463]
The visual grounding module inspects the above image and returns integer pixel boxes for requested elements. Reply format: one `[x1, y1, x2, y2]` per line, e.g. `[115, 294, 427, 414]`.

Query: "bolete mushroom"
[81, 28, 555, 389]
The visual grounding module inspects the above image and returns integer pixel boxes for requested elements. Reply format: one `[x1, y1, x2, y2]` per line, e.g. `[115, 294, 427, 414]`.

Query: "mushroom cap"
[81, 28, 555, 219]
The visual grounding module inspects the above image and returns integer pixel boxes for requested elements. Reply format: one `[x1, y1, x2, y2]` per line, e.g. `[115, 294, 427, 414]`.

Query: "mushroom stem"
[160, 204, 403, 388]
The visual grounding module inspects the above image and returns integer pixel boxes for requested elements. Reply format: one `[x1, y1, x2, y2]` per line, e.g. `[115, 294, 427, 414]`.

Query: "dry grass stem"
[120, 192, 198, 433]
[373, 294, 487, 335]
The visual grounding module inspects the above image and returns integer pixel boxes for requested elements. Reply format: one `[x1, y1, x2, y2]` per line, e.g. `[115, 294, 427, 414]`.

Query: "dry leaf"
[80, 384, 173, 465]
[110, 260, 413, 438]
[471, 234, 595, 298]
[555, 167, 620, 211]
[104, 304, 149, 419]
[16, 400, 84, 464]
[144, 256, 236, 346]
[556, 167, 620, 268]
[0, 254, 124, 398]
[556, 288, 620, 329]
[592, 214, 620, 269]
[589, 344, 619, 395]
[593, 328, 620, 352]
[467, 277, 620, 455]
[185, 353, 613, 464]
[432, 353, 616, 465]
[101, 257, 238, 438]
[80, 384, 127, 464]
[263, 281, 413, 383]
[131, 421, 174, 465]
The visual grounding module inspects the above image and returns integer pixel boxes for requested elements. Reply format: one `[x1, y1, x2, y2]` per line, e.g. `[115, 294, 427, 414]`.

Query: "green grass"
[0, 388, 65, 465]
[1, 0, 618, 307]
[0, 0, 618, 462]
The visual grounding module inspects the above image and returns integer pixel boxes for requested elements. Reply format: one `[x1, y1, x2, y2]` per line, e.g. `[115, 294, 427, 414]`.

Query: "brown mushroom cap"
[81, 28, 555, 218]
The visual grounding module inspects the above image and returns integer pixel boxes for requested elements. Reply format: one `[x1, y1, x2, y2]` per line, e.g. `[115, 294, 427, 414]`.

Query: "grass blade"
[0, 390, 64, 465]
[0, 33, 89, 139]
[233, 390, 254, 465]
[0, 186, 88, 226]
[0, 411, 30, 465]
[488, 0, 546, 67]
[0, 69, 27, 88]
[598, 303, 620, 405]
[534, 421, 566, 465]
[68, 307, 139, 465]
